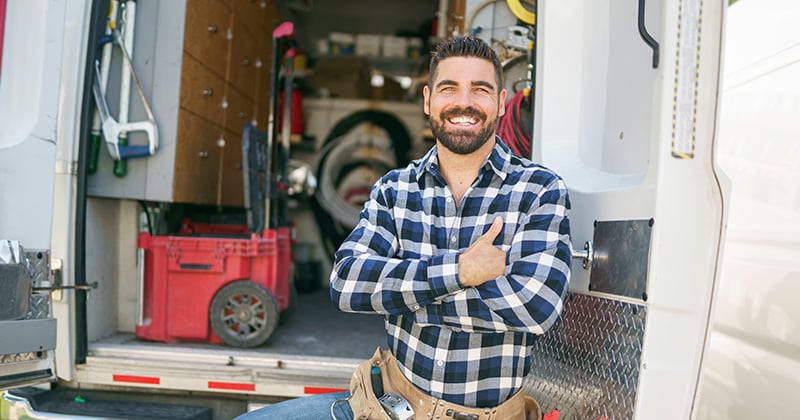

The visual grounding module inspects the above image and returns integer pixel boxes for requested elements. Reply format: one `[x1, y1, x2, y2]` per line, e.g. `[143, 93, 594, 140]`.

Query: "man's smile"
[447, 115, 479, 126]
[440, 107, 486, 130]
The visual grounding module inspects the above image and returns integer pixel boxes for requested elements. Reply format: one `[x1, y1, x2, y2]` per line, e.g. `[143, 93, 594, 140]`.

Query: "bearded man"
[238, 35, 571, 420]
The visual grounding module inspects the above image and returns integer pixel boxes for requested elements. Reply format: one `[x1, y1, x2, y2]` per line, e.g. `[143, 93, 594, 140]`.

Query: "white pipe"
[91, 0, 119, 136]
[465, 0, 497, 34]
[136, 247, 145, 326]
[118, 0, 135, 132]
[437, 0, 449, 38]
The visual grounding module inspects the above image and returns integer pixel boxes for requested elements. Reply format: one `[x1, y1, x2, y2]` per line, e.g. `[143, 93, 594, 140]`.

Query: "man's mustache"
[439, 107, 487, 122]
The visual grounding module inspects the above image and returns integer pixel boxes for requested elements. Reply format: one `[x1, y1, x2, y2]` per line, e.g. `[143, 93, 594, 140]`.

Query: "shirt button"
[450, 236, 457, 243]
[413, 305, 420, 311]
[436, 360, 444, 367]
[446, 197, 452, 203]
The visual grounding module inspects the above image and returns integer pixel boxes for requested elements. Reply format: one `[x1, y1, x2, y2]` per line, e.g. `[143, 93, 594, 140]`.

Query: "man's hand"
[458, 216, 507, 287]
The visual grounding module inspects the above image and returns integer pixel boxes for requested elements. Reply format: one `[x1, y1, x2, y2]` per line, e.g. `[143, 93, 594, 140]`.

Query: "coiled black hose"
[312, 110, 413, 258]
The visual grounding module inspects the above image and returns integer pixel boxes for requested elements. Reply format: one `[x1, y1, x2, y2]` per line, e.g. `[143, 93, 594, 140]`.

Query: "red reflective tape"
[304, 386, 346, 395]
[113, 374, 160, 385]
[208, 381, 256, 391]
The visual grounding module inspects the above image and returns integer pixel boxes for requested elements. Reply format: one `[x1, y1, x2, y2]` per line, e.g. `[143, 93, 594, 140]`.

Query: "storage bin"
[135, 227, 292, 347]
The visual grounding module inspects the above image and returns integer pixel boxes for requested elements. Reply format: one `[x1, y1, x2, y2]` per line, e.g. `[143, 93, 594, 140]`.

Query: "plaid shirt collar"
[414, 136, 511, 183]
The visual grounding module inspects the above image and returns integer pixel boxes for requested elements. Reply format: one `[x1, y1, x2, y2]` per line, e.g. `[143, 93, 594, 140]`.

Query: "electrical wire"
[506, 0, 536, 25]
[466, 0, 498, 35]
[498, 89, 532, 158]
[137, 200, 153, 235]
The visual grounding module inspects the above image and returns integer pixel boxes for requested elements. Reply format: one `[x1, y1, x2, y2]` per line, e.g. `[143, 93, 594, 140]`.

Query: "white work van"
[695, 0, 800, 418]
[1, 0, 795, 419]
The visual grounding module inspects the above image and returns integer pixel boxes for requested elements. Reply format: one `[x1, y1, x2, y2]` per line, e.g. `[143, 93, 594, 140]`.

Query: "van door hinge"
[34, 258, 97, 301]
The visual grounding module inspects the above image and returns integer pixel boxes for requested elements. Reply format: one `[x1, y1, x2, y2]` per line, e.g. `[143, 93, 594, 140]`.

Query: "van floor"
[92, 287, 386, 360]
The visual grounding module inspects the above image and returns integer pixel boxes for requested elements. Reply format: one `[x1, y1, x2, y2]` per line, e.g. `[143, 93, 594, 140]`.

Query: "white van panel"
[528, 0, 727, 418]
[0, 0, 63, 249]
[698, 0, 800, 418]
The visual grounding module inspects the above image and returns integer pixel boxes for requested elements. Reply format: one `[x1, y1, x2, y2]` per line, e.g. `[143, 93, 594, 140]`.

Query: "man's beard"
[430, 107, 497, 155]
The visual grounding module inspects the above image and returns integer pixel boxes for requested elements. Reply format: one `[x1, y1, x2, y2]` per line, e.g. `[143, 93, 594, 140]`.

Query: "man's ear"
[423, 85, 431, 116]
[498, 88, 508, 117]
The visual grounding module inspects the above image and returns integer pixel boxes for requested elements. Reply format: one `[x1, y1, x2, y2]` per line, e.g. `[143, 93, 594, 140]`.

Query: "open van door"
[0, 0, 73, 390]
[523, 0, 728, 418]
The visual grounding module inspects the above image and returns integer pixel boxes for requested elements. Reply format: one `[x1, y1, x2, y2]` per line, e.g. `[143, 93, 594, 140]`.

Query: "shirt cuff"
[426, 252, 462, 299]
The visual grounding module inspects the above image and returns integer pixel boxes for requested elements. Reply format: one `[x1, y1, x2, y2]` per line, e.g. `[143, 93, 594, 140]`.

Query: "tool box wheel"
[209, 280, 279, 348]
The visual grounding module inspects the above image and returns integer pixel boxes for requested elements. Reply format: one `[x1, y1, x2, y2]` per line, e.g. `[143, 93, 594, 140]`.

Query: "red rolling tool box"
[135, 22, 298, 348]
[135, 226, 292, 347]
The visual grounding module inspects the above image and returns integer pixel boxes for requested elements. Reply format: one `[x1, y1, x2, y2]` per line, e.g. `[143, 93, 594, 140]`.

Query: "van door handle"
[572, 241, 593, 269]
[638, 0, 660, 68]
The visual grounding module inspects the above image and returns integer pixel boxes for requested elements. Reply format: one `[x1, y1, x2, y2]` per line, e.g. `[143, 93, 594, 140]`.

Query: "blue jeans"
[235, 391, 353, 420]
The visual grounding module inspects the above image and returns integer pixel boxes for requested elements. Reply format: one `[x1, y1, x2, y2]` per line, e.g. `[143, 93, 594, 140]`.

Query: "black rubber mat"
[9, 387, 212, 420]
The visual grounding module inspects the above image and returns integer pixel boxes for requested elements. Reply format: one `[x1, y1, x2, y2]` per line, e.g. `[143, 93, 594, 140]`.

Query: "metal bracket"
[588, 219, 653, 300]
[572, 241, 593, 269]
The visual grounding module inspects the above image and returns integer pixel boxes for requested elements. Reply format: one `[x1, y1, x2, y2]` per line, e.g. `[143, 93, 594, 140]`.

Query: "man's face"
[424, 57, 507, 155]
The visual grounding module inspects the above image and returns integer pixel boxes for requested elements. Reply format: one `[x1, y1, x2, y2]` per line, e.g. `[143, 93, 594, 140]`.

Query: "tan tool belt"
[344, 347, 542, 420]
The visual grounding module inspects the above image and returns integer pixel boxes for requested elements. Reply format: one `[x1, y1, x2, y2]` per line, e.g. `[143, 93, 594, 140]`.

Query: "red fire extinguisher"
[279, 89, 304, 139]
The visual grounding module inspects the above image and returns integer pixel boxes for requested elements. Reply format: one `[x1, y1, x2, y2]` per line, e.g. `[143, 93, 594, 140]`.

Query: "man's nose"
[452, 88, 472, 106]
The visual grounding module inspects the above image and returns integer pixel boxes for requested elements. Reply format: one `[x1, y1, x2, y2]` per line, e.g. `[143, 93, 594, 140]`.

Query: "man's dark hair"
[428, 35, 503, 92]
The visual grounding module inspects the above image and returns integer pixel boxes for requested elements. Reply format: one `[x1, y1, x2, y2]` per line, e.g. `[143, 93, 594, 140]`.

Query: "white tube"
[437, 0, 449, 38]
[118, 0, 136, 131]
[91, 0, 119, 135]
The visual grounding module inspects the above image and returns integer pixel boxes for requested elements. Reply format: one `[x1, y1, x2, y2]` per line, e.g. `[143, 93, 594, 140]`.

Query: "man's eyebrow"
[434, 79, 497, 91]
[471, 80, 496, 91]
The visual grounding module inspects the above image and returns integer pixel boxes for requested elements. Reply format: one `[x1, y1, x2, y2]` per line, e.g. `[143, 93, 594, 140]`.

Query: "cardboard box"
[407, 37, 424, 60]
[382, 36, 408, 58]
[356, 34, 382, 57]
[371, 76, 406, 102]
[310, 56, 372, 99]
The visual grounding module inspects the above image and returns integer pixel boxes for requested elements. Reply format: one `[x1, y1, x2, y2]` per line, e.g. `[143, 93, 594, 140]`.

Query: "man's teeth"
[448, 116, 477, 125]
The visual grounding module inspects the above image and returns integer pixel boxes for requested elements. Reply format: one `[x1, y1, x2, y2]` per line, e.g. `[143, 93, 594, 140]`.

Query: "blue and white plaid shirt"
[330, 139, 571, 408]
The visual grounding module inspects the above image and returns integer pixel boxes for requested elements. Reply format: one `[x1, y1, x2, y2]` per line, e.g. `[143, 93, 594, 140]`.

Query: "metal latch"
[572, 241, 593, 269]
[34, 258, 97, 301]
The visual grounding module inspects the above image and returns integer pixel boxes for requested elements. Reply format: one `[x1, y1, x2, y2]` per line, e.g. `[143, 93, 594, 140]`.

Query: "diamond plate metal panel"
[526, 293, 646, 420]
[26, 294, 51, 319]
[0, 352, 46, 364]
[25, 250, 50, 286]
[25, 250, 52, 320]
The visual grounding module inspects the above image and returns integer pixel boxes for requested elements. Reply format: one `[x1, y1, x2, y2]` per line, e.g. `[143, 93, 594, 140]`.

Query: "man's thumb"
[483, 216, 504, 240]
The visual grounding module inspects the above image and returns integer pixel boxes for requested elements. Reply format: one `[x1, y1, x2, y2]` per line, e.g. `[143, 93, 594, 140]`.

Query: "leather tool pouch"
[344, 347, 542, 420]
[346, 348, 392, 420]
